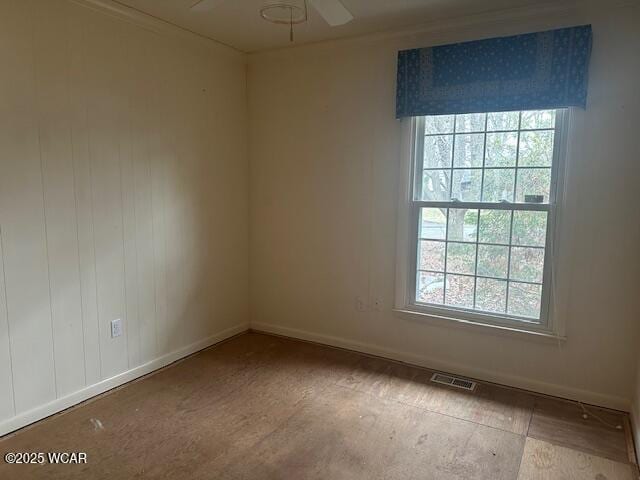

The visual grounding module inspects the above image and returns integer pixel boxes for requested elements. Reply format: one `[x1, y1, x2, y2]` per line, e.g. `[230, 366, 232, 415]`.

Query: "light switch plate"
[111, 318, 123, 338]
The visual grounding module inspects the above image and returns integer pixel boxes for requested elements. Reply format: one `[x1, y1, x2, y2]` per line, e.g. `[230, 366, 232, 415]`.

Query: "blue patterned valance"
[396, 25, 592, 118]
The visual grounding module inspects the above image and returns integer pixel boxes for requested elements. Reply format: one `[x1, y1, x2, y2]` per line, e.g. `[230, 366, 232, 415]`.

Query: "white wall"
[0, 0, 248, 434]
[248, 3, 640, 410]
[1, 0, 637, 440]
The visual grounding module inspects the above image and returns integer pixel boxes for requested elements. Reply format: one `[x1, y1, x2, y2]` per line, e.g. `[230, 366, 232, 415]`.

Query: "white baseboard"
[2, 319, 631, 438]
[251, 322, 630, 412]
[0, 323, 249, 437]
[632, 405, 640, 464]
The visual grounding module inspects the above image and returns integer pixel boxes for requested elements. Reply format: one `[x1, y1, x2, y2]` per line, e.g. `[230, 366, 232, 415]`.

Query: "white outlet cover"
[111, 318, 123, 338]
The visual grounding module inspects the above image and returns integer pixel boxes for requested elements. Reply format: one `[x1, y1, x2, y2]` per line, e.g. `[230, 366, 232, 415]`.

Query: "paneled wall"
[0, 0, 248, 432]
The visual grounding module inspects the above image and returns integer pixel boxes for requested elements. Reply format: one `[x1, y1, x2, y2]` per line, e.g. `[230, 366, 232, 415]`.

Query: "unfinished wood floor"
[1, 332, 638, 479]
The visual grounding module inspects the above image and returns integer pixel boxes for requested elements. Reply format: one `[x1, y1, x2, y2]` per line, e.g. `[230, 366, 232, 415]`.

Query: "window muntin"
[409, 110, 562, 325]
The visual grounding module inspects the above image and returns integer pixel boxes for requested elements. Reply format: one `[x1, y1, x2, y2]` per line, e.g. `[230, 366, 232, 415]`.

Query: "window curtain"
[396, 25, 592, 118]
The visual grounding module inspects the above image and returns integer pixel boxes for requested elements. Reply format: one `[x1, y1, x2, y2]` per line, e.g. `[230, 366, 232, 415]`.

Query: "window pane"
[478, 209, 511, 244]
[413, 110, 557, 325]
[425, 115, 454, 134]
[447, 209, 478, 242]
[510, 247, 545, 283]
[482, 168, 515, 202]
[446, 242, 476, 275]
[445, 274, 475, 308]
[485, 132, 517, 167]
[512, 211, 547, 247]
[451, 169, 482, 201]
[508, 282, 542, 318]
[487, 111, 519, 131]
[477, 244, 508, 278]
[418, 240, 445, 271]
[519, 130, 554, 167]
[456, 113, 485, 132]
[521, 110, 555, 130]
[421, 169, 451, 201]
[417, 272, 444, 304]
[420, 208, 447, 240]
[475, 278, 507, 313]
[516, 168, 551, 202]
[454, 133, 484, 167]
[424, 135, 453, 168]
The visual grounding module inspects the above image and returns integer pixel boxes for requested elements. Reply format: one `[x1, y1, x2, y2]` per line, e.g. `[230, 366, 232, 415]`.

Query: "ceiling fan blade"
[190, 0, 225, 12]
[309, 0, 354, 26]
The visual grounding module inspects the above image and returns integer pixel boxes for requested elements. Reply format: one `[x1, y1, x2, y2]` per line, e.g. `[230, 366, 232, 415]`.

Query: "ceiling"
[115, 0, 576, 52]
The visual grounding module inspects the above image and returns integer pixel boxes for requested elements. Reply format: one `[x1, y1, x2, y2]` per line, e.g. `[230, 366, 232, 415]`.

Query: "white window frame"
[394, 109, 570, 337]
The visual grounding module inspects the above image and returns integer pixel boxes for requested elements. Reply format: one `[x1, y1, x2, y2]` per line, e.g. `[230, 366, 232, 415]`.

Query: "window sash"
[404, 110, 567, 331]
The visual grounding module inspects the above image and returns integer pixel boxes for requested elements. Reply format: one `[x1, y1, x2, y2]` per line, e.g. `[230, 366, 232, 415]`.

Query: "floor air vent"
[430, 373, 476, 391]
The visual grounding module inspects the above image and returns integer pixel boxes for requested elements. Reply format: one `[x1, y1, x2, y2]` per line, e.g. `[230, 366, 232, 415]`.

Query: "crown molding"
[362, 0, 637, 43]
[67, 0, 245, 57]
[249, 0, 638, 55]
[68, 0, 637, 58]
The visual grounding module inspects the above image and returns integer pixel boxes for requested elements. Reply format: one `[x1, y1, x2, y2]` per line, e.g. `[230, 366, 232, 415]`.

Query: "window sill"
[393, 308, 566, 344]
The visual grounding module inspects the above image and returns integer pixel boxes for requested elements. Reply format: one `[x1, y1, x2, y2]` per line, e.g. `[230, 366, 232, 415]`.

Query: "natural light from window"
[409, 109, 563, 327]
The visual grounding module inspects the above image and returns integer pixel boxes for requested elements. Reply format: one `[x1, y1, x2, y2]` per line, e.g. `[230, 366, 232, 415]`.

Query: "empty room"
[0, 0, 639, 478]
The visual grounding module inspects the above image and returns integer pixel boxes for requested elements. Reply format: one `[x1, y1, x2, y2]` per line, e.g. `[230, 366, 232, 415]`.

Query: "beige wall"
[248, 4, 640, 410]
[1, 0, 638, 439]
[0, 0, 248, 434]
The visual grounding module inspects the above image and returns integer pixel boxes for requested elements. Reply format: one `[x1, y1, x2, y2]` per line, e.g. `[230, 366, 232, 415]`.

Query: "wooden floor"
[1, 332, 638, 479]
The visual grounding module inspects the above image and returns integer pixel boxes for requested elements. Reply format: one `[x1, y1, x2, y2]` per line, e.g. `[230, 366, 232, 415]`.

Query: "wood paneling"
[83, 8, 129, 380]
[148, 35, 171, 358]
[32, 0, 86, 397]
[0, 0, 248, 430]
[124, 26, 159, 367]
[0, 0, 57, 414]
[67, 1, 102, 387]
[0, 229, 14, 420]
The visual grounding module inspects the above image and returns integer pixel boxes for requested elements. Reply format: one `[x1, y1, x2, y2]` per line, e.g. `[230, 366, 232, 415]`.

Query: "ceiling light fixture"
[259, 1, 308, 42]
[191, 0, 354, 42]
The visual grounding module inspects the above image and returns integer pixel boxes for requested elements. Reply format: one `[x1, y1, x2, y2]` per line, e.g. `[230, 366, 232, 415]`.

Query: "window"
[397, 109, 567, 332]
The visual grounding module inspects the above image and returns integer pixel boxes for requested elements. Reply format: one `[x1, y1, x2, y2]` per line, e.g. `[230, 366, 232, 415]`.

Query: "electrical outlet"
[111, 318, 123, 338]
[373, 298, 383, 311]
[356, 297, 367, 312]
